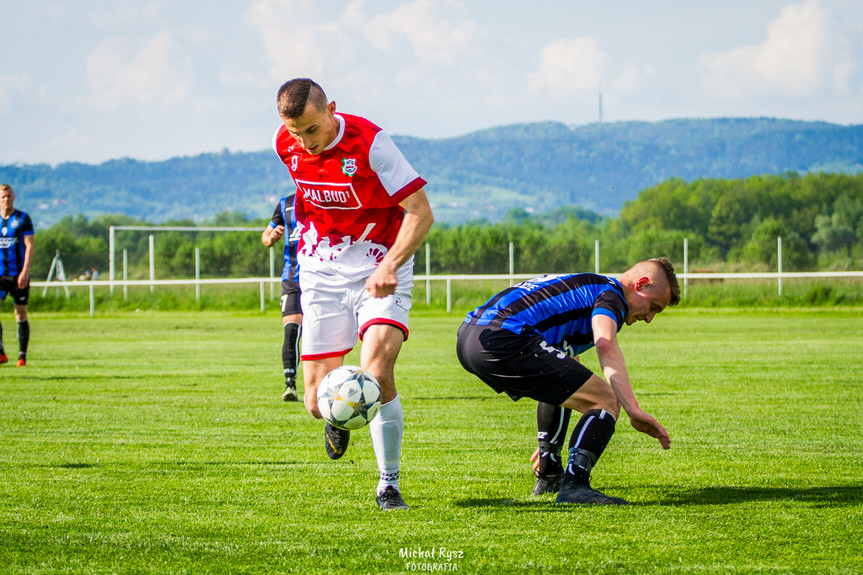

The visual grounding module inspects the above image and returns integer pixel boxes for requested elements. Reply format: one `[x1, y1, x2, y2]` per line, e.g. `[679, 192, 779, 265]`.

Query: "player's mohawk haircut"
[649, 257, 681, 306]
[277, 78, 328, 119]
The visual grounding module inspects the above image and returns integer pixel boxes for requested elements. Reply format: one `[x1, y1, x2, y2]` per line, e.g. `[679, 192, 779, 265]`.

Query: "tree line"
[30, 172, 863, 282]
[7, 117, 863, 230]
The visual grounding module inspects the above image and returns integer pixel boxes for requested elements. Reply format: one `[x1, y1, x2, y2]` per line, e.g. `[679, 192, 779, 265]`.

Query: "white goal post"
[108, 225, 275, 294]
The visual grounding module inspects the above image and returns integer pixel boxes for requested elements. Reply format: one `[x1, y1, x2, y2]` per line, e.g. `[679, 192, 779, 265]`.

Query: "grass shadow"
[453, 497, 566, 513]
[412, 396, 497, 401]
[454, 485, 863, 510]
[16, 374, 148, 382]
[161, 460, 306, 467]
[653, 485, 863, 507]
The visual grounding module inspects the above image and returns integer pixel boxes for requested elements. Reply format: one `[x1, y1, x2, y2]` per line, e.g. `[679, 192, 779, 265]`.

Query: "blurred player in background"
[261, 193, 302, 402]
[457, 258, 680, 505]
[272, 78, 434, 510]
[0, 184, 34, 367]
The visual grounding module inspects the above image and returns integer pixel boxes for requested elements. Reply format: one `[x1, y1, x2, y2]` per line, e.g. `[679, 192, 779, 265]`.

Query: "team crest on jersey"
[341, 158, 358, 176]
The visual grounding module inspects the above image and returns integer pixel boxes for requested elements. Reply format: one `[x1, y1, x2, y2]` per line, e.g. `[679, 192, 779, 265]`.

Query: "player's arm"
[365, 188, 434, 298]
[592, 313, 670, 449]
[19, 234, 34, 289]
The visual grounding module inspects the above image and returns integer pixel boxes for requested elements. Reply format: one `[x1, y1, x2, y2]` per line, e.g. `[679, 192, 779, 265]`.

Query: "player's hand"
[530, 447, 540, 472]
[270, 225, 285, 242]
[365, 265, 397, 298]
[628, 408, 671, 450]
[18, 273, 29, 289]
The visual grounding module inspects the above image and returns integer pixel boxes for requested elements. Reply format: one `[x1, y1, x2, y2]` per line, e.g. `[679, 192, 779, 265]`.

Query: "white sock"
[369, 395, 403, 495]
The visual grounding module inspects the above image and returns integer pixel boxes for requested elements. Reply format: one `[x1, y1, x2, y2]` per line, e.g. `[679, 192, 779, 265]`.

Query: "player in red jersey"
[273, 78, 434, 510]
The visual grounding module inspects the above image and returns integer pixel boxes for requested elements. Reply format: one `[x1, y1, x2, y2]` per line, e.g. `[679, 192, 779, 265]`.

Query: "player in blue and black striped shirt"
[262, 194, 302, 401]
[457, 258, 680, 505]
[0, 185, 35, 367]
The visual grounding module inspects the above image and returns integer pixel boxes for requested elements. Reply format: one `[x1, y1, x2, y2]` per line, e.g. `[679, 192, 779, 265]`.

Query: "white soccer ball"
[316, 366, 382, 431]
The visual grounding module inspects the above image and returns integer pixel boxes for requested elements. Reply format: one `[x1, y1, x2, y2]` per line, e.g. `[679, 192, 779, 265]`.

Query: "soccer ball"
[316, 366, 382, 431]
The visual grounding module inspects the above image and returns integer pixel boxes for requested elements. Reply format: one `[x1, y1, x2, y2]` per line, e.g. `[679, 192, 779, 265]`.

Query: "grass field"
[1, 308, 861, 574]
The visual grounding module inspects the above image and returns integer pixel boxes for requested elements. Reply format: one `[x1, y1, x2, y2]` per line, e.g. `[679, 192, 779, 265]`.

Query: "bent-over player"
[456, 258, 680, 505]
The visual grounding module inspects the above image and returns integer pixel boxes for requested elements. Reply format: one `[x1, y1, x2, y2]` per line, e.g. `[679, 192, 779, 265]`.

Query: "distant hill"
[2, 117, 862, 228]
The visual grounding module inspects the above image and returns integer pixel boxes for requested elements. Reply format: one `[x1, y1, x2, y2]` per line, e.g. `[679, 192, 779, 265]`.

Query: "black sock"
[0, 320, 4, 355]
[282, 322, 301, 382]
[17, 320, 29, 356]
[565, 409, 616, 484]
[536, 403, 571, 475]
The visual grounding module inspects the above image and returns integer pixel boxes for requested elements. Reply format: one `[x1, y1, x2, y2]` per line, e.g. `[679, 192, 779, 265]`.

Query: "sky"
[2, 0, 863, 166]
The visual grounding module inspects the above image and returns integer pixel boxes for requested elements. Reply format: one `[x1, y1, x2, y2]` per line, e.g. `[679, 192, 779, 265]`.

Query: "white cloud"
[699, 0, 860, 100]
[359, 0, 483, 66]
[0, 73, 31, 116]
[528, 37, 608, 99]
[89, 1, 163, 28]
[246, 0, 486, 89]
[85, 31, 193, 109]
[246, 0, 343, 83]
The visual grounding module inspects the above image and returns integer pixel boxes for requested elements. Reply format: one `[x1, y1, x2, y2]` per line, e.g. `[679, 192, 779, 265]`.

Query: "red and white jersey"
[273, 113, 427, 280]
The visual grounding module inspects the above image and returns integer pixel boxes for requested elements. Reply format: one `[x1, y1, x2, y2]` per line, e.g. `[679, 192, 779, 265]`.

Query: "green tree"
[812, 214, 855, 257]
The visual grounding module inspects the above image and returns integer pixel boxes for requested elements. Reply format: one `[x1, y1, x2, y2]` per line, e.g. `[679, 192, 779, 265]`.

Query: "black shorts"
[280, 280, 302, 317]
[0, 276, 29, 306]
[456, 322, 594, 405]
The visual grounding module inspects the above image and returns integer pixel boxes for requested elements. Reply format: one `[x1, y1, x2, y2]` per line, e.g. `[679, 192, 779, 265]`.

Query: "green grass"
[1, 308, 862, 574]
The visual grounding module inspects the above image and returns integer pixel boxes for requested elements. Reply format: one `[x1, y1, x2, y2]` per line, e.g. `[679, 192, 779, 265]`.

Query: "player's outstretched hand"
[628, 408, 671, 450]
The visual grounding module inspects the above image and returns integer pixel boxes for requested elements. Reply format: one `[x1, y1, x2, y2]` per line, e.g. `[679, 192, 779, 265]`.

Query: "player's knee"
[597, 397, 621, 419]
[588, 383, 619, 415]
[567, 376, 620, 417]
[282, 313, 301, 325]
[304, 394, 322, 418]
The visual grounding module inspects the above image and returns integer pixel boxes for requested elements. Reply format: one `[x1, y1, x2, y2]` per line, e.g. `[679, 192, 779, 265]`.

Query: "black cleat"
[532, 473, 563, 495]
[533, 447, 564, 495]
[556, 481, 631, 505]
[324, 422, 350, 460]
[376, 486, 410, 510]
[282, 382, 298, 402]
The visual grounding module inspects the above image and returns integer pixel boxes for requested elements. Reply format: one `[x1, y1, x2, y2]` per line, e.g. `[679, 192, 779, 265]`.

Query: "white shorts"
[299, 266, 413, 360]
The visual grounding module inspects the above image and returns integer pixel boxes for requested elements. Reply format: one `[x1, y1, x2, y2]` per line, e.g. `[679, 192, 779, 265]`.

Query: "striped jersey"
[272, 113, 427, 281]
[268, 195, 299, 282]
[464, 273, 628, 356]
[0, 210, 34, 276]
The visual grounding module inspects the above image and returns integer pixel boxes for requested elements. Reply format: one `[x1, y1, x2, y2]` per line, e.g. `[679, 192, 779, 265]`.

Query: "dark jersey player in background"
[262, 194, 302, 401]
[456, 258, 680, 505]
[0, 184, 35, 367]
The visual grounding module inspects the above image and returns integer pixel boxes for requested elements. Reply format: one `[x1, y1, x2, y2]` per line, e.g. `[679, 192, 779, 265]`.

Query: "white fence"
[32, 269, 863, 317]
[33, 232, 859, 316]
